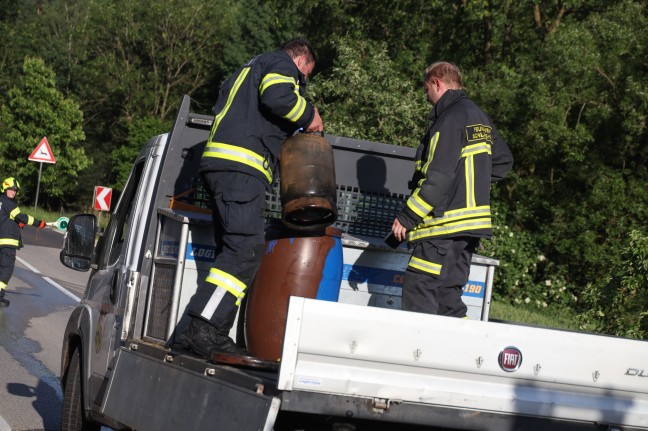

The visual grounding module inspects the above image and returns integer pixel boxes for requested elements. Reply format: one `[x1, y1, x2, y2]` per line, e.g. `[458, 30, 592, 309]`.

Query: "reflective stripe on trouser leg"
[402, 238, 478, 317]
[189, 171, 266, 332]
[202, 268, 247, 319]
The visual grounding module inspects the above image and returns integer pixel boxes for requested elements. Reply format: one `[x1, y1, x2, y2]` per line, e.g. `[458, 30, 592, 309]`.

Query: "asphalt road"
[0, 226, 89, 431]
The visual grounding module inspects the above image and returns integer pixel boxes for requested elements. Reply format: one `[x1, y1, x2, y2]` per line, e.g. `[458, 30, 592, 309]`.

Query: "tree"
[310, 37, 428, 147]
[0, 57, 91, 208]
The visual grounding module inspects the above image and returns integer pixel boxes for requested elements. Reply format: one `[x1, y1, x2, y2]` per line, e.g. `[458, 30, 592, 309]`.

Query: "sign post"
[28, 137, 56, 211]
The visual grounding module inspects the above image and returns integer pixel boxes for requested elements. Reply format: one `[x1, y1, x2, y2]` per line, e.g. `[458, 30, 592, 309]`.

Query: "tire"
[61, 348, 100, 431]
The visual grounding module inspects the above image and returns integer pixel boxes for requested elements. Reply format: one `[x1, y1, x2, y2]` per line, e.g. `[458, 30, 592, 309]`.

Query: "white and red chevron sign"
[93, 186, 112, 211]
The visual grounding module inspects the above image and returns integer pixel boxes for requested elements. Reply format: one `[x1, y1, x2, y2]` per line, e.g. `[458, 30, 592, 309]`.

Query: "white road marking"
[16, 256, 81, 302]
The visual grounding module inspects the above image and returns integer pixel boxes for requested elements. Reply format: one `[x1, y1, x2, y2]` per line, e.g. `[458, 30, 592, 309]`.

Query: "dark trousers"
[402, 237, 479, 317]
[0, 247, 16, 288]
[187, 171, 266, 333]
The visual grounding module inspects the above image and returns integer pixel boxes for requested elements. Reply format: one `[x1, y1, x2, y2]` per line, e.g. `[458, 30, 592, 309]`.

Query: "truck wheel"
[61, 348, 100, 431]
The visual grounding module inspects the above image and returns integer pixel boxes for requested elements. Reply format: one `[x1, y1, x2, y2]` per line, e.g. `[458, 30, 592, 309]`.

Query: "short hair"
[424, 61, 463, 89]
[281, 38, 316, 64]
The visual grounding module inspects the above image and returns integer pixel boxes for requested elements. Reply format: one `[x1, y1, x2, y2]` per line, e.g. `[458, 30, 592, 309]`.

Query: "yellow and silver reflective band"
[9, 207, 20, 220]
[284, 92, 307, 122]
[461, 143, 490, 208]
[0, 281, 6, 290]
[202, 268, 248, 320]
[465, 154, 475, 207]
[408, 256, 442, 275]
[206, 268, 247, 302]
[210, 67, 251, 139]
[203, 142, 273, 183]
[408, 217, 492, 241]
[421, 132, 440, 174]
[461, 142, 491, 158]
[259, 73, 295, 96]
[419, 205, 491, 226]
[0, 238, 19, 247]
[259, 73, 307, 123]
[405, 190, 433, 218]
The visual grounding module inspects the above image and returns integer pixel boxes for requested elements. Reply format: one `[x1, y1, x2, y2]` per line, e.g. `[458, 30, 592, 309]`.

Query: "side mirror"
[60, 214, 97, 272]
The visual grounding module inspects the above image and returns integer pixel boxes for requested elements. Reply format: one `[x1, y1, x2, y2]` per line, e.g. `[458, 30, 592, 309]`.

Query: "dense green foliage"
[1, 0, 646, 337]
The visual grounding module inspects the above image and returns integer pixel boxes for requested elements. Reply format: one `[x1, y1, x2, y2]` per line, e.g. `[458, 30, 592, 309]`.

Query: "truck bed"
[99, 296, 648, 431]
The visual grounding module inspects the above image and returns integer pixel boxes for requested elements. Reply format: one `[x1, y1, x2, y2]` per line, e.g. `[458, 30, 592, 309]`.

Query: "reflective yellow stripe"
[210, 67, 251, 141]
[421, 132, 439, 174]
[9, 207, 20, 220]
[259, 73, 295, 96]
[461, 143, 489, 208]
[408, 217, 492, 241]
[0, 238, 20, 247]
[406, 190, 432, 218]
[420, 205, 491, 226]
[0, 281, 6, 290]
[284, 93, 307, 122]
[27, 215, 34, 225]
[205, 268, 247, 306]
[203, 142, 273, 183]
[462, 142, 491, 157]
[408, 256, 442, 275]
[465, 154, 475, 207]
[258, 73, 307, 122]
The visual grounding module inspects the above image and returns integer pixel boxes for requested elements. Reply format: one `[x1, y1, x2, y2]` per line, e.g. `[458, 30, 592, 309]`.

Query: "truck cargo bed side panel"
[279, 297, 648, 430]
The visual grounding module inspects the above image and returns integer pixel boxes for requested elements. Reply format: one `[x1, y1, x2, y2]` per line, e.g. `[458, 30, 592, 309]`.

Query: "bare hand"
[392, 218, 407, 242]
[305, 107, 324, 133]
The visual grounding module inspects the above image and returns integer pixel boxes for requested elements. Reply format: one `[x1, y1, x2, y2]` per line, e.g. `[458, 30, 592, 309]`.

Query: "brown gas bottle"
[279, 133, 337, 231]
[244, 222, 343, 362]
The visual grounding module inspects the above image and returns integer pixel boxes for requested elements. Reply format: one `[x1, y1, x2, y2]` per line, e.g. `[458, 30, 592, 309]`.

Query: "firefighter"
[391, 62, 513, 317]
[179, 38, 324, 358]
[0, 177, 47, 307]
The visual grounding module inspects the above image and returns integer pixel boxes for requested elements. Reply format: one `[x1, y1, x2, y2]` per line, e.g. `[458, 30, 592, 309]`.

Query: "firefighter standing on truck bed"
[391, 62, 513, 318]
[179, 38, 324, 358]
[0, 177, 47, 307]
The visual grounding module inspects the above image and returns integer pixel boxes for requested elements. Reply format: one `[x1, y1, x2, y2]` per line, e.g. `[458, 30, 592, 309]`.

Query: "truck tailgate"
[278, 297, 648, 430]
[102, 345, 280, 431]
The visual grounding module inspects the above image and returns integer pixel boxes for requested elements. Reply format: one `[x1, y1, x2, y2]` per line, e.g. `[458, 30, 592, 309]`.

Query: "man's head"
[1, 177, 20, 199]
[282, 38, 316, 78]
[423, 61, 463, 105]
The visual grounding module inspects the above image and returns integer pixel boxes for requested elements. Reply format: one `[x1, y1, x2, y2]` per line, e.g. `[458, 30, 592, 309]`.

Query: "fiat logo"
[499, 346, 522, 372]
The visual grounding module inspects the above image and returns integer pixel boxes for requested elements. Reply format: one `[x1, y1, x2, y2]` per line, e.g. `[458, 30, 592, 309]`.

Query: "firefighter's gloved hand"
[38, 220, 46, 228]
[18, 222, 26, 228]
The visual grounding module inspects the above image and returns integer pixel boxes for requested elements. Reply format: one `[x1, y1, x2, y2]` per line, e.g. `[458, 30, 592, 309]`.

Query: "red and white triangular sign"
[28, 137, 56, 164]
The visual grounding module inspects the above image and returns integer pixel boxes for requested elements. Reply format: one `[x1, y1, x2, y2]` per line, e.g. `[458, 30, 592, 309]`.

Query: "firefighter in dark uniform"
[391, 62, 513, 317]
[180, 38, 324, 357]
[0, 177, 46, 307]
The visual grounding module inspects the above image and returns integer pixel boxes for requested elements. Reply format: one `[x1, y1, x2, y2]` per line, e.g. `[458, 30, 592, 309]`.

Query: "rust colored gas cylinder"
[244, 222, 343, 362]
[279, 133, 338, 231]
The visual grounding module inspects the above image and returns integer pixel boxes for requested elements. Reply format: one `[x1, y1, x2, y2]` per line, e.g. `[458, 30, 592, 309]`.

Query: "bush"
[578, 230, 648, 339]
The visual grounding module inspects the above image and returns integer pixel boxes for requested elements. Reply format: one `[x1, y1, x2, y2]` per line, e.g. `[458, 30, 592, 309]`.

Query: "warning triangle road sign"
[28, 137, 56, 164]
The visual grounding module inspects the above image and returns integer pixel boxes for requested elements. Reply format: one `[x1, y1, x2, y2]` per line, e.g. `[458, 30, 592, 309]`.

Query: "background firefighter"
[0, 177, 47, 307]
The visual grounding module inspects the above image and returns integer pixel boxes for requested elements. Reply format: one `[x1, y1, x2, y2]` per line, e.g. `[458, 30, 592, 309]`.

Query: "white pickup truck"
[59, 95, 648, 431]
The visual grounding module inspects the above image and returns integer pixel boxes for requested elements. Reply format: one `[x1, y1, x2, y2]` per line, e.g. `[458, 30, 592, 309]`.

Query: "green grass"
[489, 300, 582, 331]
[27, 207, 73, 222]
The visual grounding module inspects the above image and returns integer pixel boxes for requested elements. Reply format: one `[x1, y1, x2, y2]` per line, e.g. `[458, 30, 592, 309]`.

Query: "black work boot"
[0, 290, 9, 307]
[180, 317, 248, 358]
